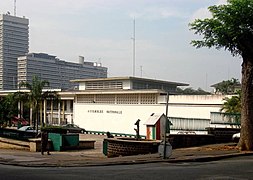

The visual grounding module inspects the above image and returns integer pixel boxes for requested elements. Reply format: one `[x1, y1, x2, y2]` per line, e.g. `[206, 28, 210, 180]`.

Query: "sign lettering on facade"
[88, 109, 122, 114]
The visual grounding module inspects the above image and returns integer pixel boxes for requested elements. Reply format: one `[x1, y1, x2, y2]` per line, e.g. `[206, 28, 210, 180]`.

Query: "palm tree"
[221, 91, 241, 127]
[221, 91, 241, 114]
[19, 76, 59, 133]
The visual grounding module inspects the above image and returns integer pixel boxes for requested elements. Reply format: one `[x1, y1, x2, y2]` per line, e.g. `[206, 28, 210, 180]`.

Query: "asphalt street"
[1, 156, 252, 180]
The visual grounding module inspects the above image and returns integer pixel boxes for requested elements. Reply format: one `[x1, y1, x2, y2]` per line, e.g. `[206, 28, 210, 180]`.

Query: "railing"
[169, 117, 210, 131]
[0, 128, 37, 140]
[210, 112, 241, 126]
[85, 130, 146, 139]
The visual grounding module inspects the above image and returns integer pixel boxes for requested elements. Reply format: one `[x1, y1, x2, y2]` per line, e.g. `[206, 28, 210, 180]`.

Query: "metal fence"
[210, 112, 241, 126]
[169, 117, 210, 132]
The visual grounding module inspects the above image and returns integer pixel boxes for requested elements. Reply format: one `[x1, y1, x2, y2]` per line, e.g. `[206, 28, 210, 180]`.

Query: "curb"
[164, 152, 253, 163]
[0, 152, 252, 167]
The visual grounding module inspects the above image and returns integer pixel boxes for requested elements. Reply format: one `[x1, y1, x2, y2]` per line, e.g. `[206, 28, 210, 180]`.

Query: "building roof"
[60, 89, 167, 95]
[71, 76, 189, 86]
[144, 113, 166, 125]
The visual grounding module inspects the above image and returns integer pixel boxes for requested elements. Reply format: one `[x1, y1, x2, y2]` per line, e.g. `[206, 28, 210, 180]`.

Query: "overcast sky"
[1, 0, 242, 91]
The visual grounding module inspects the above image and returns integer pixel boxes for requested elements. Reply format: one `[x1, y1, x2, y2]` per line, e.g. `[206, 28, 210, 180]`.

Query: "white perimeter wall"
[74, 95, 226, 136]
[168, 95, 225, 119]
[74, 104, 165, 136]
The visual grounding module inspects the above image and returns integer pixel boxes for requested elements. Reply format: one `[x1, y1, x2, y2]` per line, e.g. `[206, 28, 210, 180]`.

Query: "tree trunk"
[238, 58, 253, 151]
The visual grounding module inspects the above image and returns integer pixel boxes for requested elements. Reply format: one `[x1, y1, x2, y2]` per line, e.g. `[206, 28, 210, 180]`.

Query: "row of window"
[85, 81, 123, 90]
[76, 94, 157, 104]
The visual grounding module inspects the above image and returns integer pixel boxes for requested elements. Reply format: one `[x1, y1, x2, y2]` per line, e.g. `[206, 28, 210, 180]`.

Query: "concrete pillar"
[58, 101, 61, 125]
[62, 100, 65, 124]
[43, 100, 47, 125]
[30, 107, 33, 126]
[50, 101, 53, 124]
[18, 101, 21, 118]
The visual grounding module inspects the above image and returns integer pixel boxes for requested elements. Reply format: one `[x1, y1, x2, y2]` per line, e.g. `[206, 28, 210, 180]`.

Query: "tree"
[189, 0, 253, 150]
[19, 76, 58, 132]
[220, 91, 241, 127]
[0, 94, 19, 126]
[213, 78, 240, 95]
[221, 93, 241, 114]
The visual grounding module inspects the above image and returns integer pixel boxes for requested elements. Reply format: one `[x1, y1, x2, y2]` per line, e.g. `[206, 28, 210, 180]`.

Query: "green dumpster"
[103, 139, 108, 155]
[48, 133, 79, 151]
[48, 133, 63, 151]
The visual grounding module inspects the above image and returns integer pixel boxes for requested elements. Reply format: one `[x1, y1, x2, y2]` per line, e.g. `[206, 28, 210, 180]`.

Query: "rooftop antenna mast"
[132, 18, 136, 77]
[14, 0, 17, 16]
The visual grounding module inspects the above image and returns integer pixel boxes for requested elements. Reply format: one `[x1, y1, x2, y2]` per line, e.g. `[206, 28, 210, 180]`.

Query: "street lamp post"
[163, 92, 170, 159]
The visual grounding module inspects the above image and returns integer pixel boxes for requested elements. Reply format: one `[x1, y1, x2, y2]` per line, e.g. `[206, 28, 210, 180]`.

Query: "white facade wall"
[79, 82, 86, 90]
[168, 95, 225, 119]
[74, 104, 165, 135]
[122, 80, 132, 89]
[73, 94, 226, 136]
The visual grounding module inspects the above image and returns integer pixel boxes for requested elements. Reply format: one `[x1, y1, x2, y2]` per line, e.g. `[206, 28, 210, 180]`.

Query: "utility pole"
[132, 19, 136, 77]
[163, 92, 170, 159]
[14, 0, 17, 16]
[140, 66, 143, 77]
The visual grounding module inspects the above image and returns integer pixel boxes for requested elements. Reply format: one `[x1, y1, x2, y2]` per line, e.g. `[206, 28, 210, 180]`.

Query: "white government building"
[1, 76, 235, 136]
[53, 77, 231, 136]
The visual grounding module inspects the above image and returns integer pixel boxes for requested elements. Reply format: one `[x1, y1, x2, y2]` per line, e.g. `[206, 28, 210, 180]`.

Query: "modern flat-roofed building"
[0, 14, 29, 90]
[17, 53, 108, 90]
[1, 77, 237, 136]
[67, 77, 190, 135]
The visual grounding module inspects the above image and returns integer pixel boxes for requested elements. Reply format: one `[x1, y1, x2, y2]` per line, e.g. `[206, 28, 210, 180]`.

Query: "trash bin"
[48, 133, 79, 151]
[103, 139, 108, 156]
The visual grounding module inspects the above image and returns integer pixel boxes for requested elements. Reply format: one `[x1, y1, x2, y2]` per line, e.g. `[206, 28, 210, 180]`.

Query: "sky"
[0, 0, 242, 91]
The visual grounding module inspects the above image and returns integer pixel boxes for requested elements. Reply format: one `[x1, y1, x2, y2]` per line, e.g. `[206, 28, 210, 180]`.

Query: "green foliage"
[0, 94, 18, 125]
[177, 87, 211, 95]
[189, 0, 253, 57]
[19, 76, 50, 106]
[19, 76, 59, 129]
[221, 91, 241, 113]
[189, 0, 253, 150]
[0, 91, 31, 126]
[214, 78, 240, 95]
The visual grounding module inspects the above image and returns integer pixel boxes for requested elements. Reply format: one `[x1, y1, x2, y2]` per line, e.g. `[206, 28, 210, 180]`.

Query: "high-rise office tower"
[18, 53, 108, 90]
[0, 14, 29, 90]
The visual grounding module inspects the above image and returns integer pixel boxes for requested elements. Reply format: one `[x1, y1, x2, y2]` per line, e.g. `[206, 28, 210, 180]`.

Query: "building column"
[50, 101, 53, 124]
[21, 101, 23, 118]
[43, 100, 47, 125]
[18, 101, 21, 118]
[30, 107, 33, 126]
[62, 100, 65, 124]
[58, 101, 61, 125]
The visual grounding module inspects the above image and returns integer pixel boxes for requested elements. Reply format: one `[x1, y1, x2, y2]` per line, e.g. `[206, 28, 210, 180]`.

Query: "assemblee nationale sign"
[88, 109, 122, 114]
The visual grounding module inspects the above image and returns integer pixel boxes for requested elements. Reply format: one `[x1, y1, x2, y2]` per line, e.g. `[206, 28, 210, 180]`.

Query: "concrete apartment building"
[17, 53, 107, 90]
[0, 14, 29, 90]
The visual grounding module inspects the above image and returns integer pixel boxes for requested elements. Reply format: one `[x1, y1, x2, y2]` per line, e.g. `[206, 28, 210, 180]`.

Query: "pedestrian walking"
[41, 130, 50, 155]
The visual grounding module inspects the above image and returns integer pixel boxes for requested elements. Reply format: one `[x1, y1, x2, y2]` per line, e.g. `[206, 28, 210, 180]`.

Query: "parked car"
[232, 132, 240, 142]
[18, 126, 37, 133]
[62, 124, 86, 134]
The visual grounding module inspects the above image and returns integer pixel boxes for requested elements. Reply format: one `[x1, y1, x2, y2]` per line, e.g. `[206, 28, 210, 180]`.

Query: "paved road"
[1, 156, 252, 180]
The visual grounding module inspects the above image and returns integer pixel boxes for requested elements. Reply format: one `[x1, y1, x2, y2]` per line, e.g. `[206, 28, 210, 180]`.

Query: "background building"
[17, 53, 107, 90]
[0, 14, 29, 90]
[69, 77, 190, 135]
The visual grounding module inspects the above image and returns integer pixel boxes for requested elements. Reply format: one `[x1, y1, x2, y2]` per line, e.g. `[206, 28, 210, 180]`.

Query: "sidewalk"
[0, 134, 252, 167]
